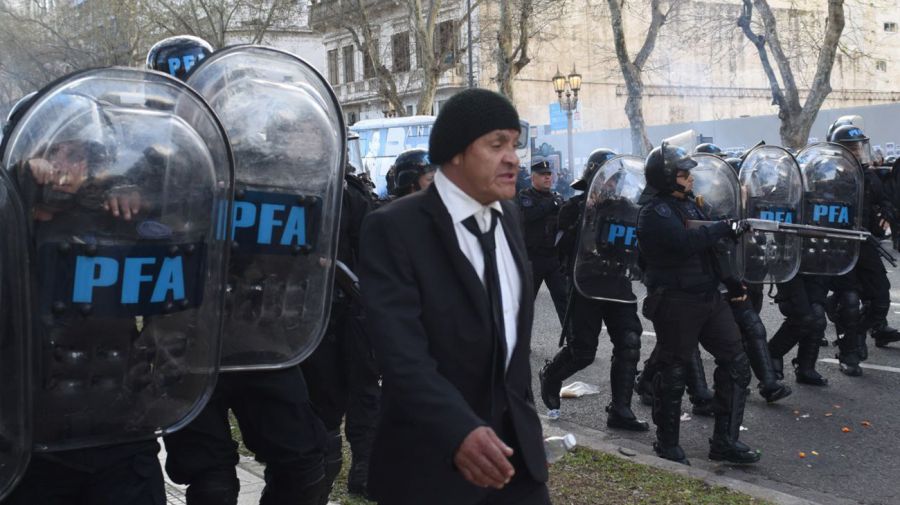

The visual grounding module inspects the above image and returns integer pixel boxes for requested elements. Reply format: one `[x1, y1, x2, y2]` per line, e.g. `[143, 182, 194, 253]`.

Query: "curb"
[542, 417, 860, 505]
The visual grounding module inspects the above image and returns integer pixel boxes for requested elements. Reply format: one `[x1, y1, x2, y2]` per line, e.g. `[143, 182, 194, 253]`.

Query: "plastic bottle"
[544, 433, 577, 464]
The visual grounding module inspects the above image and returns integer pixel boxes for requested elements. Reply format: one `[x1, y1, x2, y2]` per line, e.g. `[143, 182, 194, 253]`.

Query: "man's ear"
[449, 152, 463, 167]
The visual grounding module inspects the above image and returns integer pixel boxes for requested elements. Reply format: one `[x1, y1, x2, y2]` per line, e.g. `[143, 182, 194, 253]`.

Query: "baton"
[334, 260, 361, 302]
[867, 235, 898, 267]
[687, 218, 871, 242]
[558, 282, 575, 348]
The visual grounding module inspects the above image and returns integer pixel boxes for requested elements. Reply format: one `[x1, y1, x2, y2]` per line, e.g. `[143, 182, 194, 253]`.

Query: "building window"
[392, 32, 411, 72]
[885, 22, 897, 32]
[327, 49, 339, 84]
[343, 45, 355, 83]
[435, 20, 457, 65]
[347, 111, 358, 125]
[363, 42, 377, 79]
[406, 105, 414, 116]
[877, 60, 887, 72]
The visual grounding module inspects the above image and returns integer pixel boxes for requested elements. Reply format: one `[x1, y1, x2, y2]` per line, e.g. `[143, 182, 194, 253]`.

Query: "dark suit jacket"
[359, 184, 548, 505]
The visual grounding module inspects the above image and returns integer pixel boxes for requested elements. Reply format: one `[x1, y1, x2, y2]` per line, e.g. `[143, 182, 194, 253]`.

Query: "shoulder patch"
[654, 202, 672, 218]
[519, 196, 533, 207]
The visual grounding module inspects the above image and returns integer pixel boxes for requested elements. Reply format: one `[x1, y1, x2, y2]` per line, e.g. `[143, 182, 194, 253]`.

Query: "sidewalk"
[161, 419, 847, 505]
[159, 443, 339, 505]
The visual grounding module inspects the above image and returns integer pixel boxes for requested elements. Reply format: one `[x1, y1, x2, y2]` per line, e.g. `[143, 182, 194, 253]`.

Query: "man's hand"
[454, 426, 515, 489]
[103, 188, 141, 221]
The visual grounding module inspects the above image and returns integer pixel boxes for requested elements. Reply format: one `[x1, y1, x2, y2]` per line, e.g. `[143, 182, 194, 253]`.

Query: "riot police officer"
[695, 143, 725, 157]
[638, 144, 759, 465]
[152, 38, 333, 505]
[539, 149, 649, 432]
[518, 160, 568, 323]
[831, 125, 900, 352]
[387, 148, 437, 199]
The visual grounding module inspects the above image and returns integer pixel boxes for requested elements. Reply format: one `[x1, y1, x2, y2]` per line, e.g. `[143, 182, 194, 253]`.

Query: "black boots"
[733, 302, 792, 403]
[793, 336, 828, 386]
[651, 363, 689, 465]
[868, 302, 900, 348]
[606, 344, 649, 432]
[686, 349, 715, 417]
[708, 355, 760, 465]
[539, 349, 583, 415]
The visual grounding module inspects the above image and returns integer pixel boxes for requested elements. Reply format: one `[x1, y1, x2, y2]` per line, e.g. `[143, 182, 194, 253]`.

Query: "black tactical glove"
[724, 279, 747, 301]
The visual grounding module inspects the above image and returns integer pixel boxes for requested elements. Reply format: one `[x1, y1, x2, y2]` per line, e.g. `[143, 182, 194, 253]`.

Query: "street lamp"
[552, 65, 582, 176]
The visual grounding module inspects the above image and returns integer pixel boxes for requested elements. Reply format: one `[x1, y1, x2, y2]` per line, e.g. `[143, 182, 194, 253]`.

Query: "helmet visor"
[845, 139, 871, 167]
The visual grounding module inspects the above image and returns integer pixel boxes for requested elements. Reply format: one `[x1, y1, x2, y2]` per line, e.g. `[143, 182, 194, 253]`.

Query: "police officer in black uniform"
[831, 125, 900, 353]
[386, 148, 437, 199]
[538, 149, 649, 432]
[301, 157, 379, 500]
[638, 144, 759, 465]
[151, 37, 331, 505]
[518, 160, 568, 323]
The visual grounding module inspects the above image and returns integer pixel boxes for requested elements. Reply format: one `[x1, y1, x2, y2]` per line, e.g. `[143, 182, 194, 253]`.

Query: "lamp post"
[552, 65, 582, 176]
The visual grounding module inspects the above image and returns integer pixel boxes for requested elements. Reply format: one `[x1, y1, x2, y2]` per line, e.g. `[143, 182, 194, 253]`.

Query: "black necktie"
[462, 210, 506, 359]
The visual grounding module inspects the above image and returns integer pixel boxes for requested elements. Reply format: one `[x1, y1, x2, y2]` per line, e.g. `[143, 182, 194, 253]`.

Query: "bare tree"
[315, 0, 460, 116]
[150, 0, 298, 49]
[491, 0, 567, 102]
[0, 0, 153, 100]
[737, 0, 845, 148]
[607, 0, 672, 156]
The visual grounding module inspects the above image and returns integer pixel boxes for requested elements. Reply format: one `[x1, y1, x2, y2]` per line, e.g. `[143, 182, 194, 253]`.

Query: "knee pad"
[735, 306, 766, 343]
[721, 353, 752, 389]
[185, 469, 240, 505]
[809, 303, 827, 334]
[612, 331, 641, 362]
[837, 292, 861, 324]
[655, 361, 687, 396]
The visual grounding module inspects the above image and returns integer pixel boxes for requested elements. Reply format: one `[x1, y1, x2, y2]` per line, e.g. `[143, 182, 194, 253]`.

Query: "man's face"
[675, 169, 693, 195]
[47, 142, 89, 193]
[447, 129, 520, 204]
[532, 171, 553, 191]
[417, 171, 435, 191]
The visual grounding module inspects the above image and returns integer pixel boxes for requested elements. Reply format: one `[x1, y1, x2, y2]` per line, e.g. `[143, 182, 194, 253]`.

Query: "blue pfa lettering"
[72, 255, 185, 304]
[606, 224, 637, 246]
[812, 204, 849, 224]
[167, 53, 205, 76]
[232, 201, 306, 246]
[759, 210, 794, 223]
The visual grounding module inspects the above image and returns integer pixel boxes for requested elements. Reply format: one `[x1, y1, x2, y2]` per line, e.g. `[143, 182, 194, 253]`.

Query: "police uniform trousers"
[301, 296, 381, 494]
[529, 252, 568, 324]
[163, 366, 327, 505]
[855, 240, 892, 327]
[644, 289, 743, 364]
[4, 440, 164, 505]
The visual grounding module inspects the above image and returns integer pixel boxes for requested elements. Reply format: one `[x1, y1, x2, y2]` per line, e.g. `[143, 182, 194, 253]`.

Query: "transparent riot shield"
[2, 68, 232, 451]
[573, 155, 644, 302]
[0, 169, 29, 499]
[738, 145, 802, 283]
[796, 143, 864, 275]
[187, 46, 345, 371]
[690, 154, 743, 280]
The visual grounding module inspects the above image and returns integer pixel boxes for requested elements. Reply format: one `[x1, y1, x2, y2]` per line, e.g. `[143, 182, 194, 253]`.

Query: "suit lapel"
[421, 185, 491, 326]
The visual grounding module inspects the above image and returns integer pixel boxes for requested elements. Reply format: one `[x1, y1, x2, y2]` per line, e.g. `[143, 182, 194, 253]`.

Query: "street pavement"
[530, 244, 900, 505]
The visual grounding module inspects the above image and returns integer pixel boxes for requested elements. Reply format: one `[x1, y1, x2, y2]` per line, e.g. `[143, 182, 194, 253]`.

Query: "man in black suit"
[359, 88, 551, 505]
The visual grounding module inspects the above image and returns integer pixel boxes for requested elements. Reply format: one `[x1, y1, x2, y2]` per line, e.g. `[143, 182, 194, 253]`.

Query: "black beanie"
[428, 88, 520, 165]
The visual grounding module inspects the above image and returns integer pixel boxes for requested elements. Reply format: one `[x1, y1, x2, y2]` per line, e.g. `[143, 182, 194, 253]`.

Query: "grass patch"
[228, 415, 769, 504]
[549, 447, 772, 505]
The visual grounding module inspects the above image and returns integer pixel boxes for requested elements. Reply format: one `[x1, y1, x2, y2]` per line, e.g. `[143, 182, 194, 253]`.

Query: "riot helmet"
[390, 148, 437, 196]
[830, 125, 871, 168]
[694, 143, 724, 157]
[826, 115, 857, 142]
[146, 35, 214, 81]
[572, 148, 616, 190]
[644, 142, 697, 194]
[725, 157, 742, 173]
